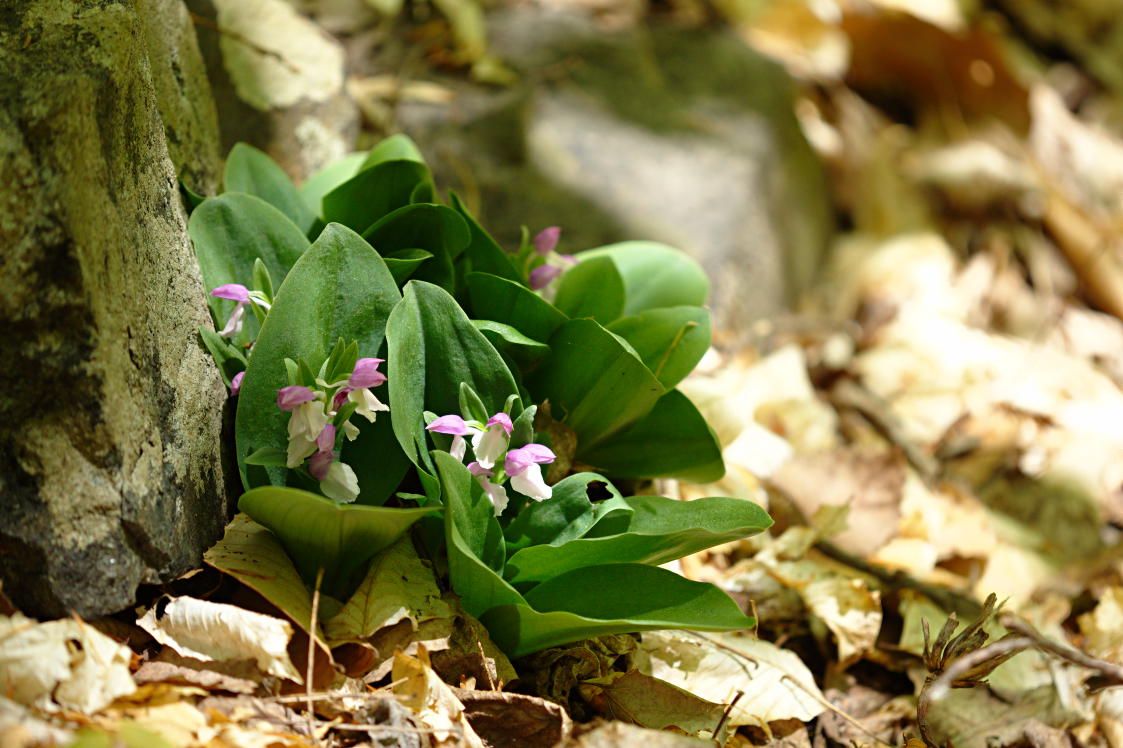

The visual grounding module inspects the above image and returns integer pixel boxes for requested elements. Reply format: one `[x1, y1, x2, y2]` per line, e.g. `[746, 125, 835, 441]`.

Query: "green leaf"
[481, 564, 755, 656]
[527, 319, 664, 449]
[234, 223, 401, 489]
[362, 203, 471, 292]
[580, 242, 708, 315]
[435, 452, 526, 618]
[238, 486, 437, 598]
[359, 133, 426, 171]
[245, 447, 288, 466]
[552, 256, 625, 325]
[203, 513, 326, 641]
[505, 495, 771, 584]
[607, 307, 711, 390]
[343, 411, 412, 507]
[503, 473, 629, 554]
[300, 151, 368, 218]
[384, 249, 434, 285]
[189, 192, 310, 345]
[224, 143, 317, 235]
[467, 272, 568, 342]
[473, 320, 551, 370]
[322, 534, 452, 646]
[386, 281, 519, 470]
[449, 192, 522, 283]
[578, 671, 728, 739]
[322, 160, 431, 233]
[199, 327, 246, 386]
[577, 389, 725, 482]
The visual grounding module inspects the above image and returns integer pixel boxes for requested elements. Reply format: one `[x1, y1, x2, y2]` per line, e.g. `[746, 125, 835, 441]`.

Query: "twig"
[712, 690, 743, 739]
[477, 638, 497, 690]
[188, 12, 303, 75]
[306, 567, 325, 740]
[999, 615, 1123, 686]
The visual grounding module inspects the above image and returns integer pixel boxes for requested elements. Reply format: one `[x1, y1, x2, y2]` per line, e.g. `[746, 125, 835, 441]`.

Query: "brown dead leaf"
[392, 647, 485, 747]
[133, 657, 259, 694]
[558, 720, 714, 747]
[452, 688, 573, 748]
[578, 670, 726, 739]
[768, 447, 905, 557]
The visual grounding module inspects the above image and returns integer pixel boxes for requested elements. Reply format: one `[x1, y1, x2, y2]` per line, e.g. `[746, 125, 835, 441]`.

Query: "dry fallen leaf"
[392, 647, 485, 747]
[0, 613, 136, 713]
[137, 596, 303, 683]
[452, 687, 573, 747]
[634, 630, 826, 726]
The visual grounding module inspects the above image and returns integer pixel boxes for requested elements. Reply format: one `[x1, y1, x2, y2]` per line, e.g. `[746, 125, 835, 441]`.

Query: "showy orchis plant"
[190, 135, 773, 655]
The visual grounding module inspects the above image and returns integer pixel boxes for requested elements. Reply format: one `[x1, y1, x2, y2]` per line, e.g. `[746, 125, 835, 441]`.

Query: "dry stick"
[999, 615, 1123, 686]
[712, 690, 744, 739]
[477, 639, 497, 690]
[187, 12, 303, 75]
[1042, 191, 1123, 322]
[306, 566, 325, 741]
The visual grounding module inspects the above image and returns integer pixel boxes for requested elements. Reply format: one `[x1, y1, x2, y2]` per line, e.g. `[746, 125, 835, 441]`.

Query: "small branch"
[306, 567, 325, 735]
[1000, 615, 1123, 687]
[712, 690, 743, 739]
[188, 12, 303, 75]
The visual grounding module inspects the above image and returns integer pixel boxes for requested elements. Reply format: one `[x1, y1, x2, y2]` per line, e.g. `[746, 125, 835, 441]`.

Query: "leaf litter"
[12, 2, 1123, 747]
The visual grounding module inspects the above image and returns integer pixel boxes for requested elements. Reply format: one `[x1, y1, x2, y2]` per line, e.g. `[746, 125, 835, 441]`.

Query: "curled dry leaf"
[634, 630, 826, 726]
[0, 613, 135, 713]
[137, 596, 302, 683]
[392, 648, 485, 747]
[452, 688, 573, 748]
[578, 670, 727, 740]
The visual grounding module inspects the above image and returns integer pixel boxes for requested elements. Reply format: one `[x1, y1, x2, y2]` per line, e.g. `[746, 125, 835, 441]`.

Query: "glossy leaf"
[384, 249, 433, 285]
[224, 143, 317, 235]
[234, 223, 401, 488]
[386, 282, 519, 470]
[436, 452, 526, 618]
[467, 272, 568, 342]
[527, 319, 664, 449]
[363, 203, 470, 291]
[238, 486, 437, 598]
[481, 564, 755, 656]
[359, 133, 425, 170]
[505, 495, 771, 584]
[189, 192, 310, 344]
[300, 151, 368, 218]
[580, 242, 708, 315]
[322, 160, 430, 233]
[578, 389, 725, 482]
[607, 307, 711, 390]
[503, 473, 629, 554]
[473, 320, 550, 370]
[552, 256, 625, 325]
[449, 192, 522, 283]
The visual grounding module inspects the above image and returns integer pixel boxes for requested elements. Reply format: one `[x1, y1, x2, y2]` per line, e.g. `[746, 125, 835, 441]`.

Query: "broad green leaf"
[552, 256, 625, 325]
[189, 192, 310, 345]
[203, 513, 326, 641]
[473, 320, 550, 370]
[363, 203, 470, 292]
[384, 249, 433, 285]
[436, 452, 526, 618]
[386, 282, 519, 469]
[577, 389, 725, 482]
[238, 486, 437, 598]
[449, 192, 522, 283]
[322, 160, 430, 233]
[300, 151, 367, 217]
[199, 327, 246, 387]
[342, 412, 412, 507]
[505, 495, 771, 584]
[503, 473, 629, 554]
[481, 564, 754, 656]
[467, 272, 568, 342]
[607, 307, 711, 390]
[359, 133, 425, 171]
[580, 242, 708, 315]
[224, 143, 317, 235]
[322, 535, 452, 646]
[527, 319, 664, 449]
[234, 223, 401, 488]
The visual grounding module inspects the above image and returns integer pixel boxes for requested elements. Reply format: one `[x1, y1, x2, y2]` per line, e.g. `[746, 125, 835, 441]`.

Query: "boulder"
[0, 0, 232, 618]
[186, 0, 359, 181]
[389, 8, 834, 338]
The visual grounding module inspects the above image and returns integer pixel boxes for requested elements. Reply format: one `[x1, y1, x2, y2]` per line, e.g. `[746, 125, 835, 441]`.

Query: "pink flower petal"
[309, 451, 334, 481]
[486, 412, 513, 436]
[426, 414, 472, 436]
[210, 283, 250, 302]
[316, 424, 336, 453]
[467, 461, 493, 477]
[349, 357, 387, 388]
[529, 265, 562, 290]
[230, 371, 245, 395]
[534, 226, 561, 256]
[504, 443, 556, 476]
[277, 385, 317, 411]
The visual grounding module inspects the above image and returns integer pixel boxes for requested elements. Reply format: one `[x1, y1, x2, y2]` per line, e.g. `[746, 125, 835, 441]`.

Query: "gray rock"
[186, 0, 359, 182]
[0, 0, 232, 618]
[392, 9, 834, 337]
